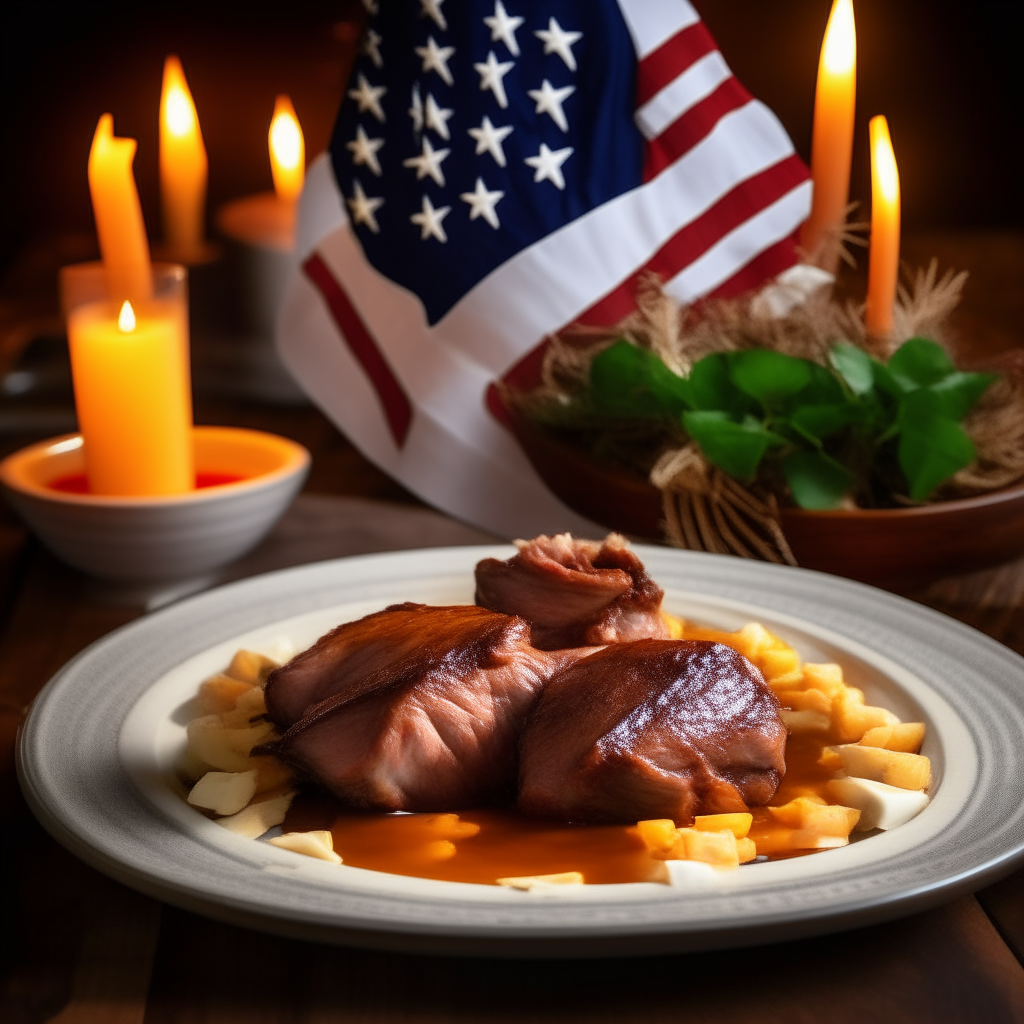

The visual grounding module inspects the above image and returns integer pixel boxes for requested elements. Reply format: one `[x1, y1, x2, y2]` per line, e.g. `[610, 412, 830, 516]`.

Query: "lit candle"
[800, 0, 857, 267]
[88, 114, 153, 305]
[160, 55, 208, 262]
[865, 115, 901, 339]
[269, 94, 305, 206]
[67, 298, 194, 495]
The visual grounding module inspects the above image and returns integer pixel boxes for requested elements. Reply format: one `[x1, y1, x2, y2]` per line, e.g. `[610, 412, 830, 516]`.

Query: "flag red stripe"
[576, 153, 809, 326]
[635, 22, 719, 107]
[642, 77, 753, 182]
[303, 253, 413, 448]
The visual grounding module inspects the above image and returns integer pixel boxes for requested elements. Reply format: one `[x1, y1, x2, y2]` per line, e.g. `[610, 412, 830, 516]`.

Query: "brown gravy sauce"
[281, 624, 847, 884]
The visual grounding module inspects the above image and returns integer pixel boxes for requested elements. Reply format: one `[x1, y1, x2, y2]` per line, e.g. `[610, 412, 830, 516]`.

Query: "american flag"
[280, 0, 811, 538]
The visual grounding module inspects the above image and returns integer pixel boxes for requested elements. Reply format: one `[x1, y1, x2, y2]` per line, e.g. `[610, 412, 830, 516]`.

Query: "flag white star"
[528, 79, 575, 132]
[424, 93, 454, 140]
[524, 143, 573, 190]
[347, 125, 384, 176]
[460, 177, 504, 230]
[415, 36, 455, 86]
[535, 18, 583, 72]
[408, 84, 424, 132]
[484, 1, 523, 56]
[348, 73, 387, 123]
[419, 0, 447, 31]
[362, 28, 383, 68]
[403, 136, 450, 186]
[474, 51, 515, 109]
[467, 115, 514, 167]
[410, 195, 451, 242]
[347, 179, 384, 234]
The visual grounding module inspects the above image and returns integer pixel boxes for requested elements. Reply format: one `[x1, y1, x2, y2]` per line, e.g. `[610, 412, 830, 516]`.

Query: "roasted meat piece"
[474, 533, 670, 649]
[518, 639, 786, 824]
[264, 603, 583, 812]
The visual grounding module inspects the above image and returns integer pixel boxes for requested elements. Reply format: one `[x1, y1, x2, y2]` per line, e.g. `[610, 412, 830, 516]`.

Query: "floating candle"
[67, 298, 194, 496]
[800, 0, 857, 268]
[88, 115, 153, 305]
[865, 115, 901, 339]
[160, 55, 208, 263]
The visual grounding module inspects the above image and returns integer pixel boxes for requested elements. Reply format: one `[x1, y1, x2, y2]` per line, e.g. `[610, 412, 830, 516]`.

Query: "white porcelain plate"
[17, 546, 1024, 957]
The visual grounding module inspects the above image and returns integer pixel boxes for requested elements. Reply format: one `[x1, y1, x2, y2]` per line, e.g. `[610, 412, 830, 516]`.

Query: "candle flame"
[870, 115, 900, 206]
[269, 95, 305, 204]
[162, 56, 198, 138]
[118, 301, 137, 333]
[821, 0, 856, 76]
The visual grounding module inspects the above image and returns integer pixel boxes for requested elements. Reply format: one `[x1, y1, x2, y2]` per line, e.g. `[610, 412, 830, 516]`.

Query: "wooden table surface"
[3, 230, 1024, 1022]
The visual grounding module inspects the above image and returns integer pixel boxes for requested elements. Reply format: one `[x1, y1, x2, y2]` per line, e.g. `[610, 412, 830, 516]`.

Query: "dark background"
[1, 0, 1019, 284]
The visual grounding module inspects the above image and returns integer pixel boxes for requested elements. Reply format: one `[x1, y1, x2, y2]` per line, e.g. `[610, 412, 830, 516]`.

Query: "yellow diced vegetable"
[693, 812, 752, 839]
[737, 837, 758, 863]
[827, 744, 931, 791]
[833, 687, 900, 743]
[781, 709, 832, 733]
[226, 649, 279, 687]
[498, 872, 584, 890]
[769, 796, 860, 836]
[672, 827, 740, 869]
[859, 722, 926, 753]
[802, 663, 846, 698]
[268, 830, 342, 864]
[662, 613, 685, 639]
[187, 769, 258, 816]
[636, 818, 678, 856]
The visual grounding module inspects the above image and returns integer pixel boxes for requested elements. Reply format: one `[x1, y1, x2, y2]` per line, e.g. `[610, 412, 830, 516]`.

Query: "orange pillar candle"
[68, 299, 194, 495]
[160, 55, 208, 261]
[865, 115, 901, 339]
[269, 95, 305, 205]
[800, 0, 857, 266]
[88, 115, 153, 305]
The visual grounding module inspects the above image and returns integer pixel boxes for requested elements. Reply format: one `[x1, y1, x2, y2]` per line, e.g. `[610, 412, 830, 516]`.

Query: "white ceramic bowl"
[0, 427, 309, 584]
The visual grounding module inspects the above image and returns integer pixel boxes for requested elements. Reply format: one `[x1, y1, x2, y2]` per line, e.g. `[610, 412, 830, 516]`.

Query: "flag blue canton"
[329, 0, 645, 325]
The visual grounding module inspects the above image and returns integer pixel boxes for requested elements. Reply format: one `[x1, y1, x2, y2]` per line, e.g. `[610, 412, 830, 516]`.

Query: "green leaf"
[800, 363, 847, 405]
[728, 350, 813, 407]
[830, 342, 877, 396]
[687, 353, 756, 416]
[682, 411, 778, 481]
[782, 450, 854, 510]
[926, 371, 997, 420]
[789, 402, 861, 441]
[897, 390, 976, 500]
[887, 337, 956, 390]
[590, 341, 690, 418]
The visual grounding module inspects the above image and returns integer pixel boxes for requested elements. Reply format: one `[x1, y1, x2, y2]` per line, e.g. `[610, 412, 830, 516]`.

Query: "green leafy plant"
[587, 338, 996, 509]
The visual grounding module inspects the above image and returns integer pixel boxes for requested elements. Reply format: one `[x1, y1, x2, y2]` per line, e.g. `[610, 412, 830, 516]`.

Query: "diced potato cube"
[768, 669, 805, 692]
[196, 674, 253, 715]
[187, 769, 258, 816]
[421, 840, 458, 861]
[693, 812, 752, 839]
[662, 613, 685, 639]
[832, 687, 900, 743]
[267, 830, 342, 864]
[187, 715, 275, 772]
[803, 663, 846, 698]
[827, 744, 931, 791]
[760, 646, 801, 680]
[783, 689, 831, 715]
[752, 830, 849, 855]
[226, 649, 279, 687]
[497, 872, 584, 890]
[672, 827, 739, 869]
[416, 813, 482, 840]
[661, 860, 718, 887]
[828, 777, 930, 831]
[768, 797, 860, 836]
[736, 837, 757, 864]
[859, 722, 926, 753]
[636, 818, 678, 856]
[221, 686, 268, 728]
[215, 790, 295, 838]
[781, 709, 832, 733]
[732, 623, 775, 660]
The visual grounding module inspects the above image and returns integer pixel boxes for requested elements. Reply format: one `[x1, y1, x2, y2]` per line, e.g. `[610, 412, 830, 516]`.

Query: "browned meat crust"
[263, 603, 585, 812]
[518, 640, 786, 824]
[474, 533, 670, 649]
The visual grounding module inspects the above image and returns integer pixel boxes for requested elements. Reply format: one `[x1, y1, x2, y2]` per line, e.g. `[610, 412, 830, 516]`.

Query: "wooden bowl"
[504, 406, 1024, 590]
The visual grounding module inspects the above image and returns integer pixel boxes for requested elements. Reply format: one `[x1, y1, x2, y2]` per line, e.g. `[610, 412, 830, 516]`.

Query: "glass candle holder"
[58, 261, 195, 496]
